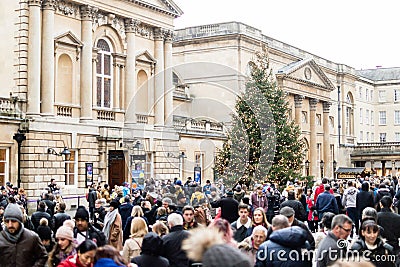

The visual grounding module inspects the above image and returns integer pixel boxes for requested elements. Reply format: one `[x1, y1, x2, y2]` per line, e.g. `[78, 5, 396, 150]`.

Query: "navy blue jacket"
[255, 226, 311, 267]
[315, 191, 338, 214]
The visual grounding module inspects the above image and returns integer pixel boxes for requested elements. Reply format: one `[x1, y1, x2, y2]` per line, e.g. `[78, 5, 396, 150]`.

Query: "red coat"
[58, 254, 93, 267]
[314, 184, 333, 203]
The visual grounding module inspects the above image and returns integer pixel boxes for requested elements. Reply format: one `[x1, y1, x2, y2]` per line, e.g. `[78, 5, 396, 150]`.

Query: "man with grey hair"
[362, 207, 378, 222]
[162, 213, 189, 267]
[316, 214, 353, 267]
[238, 225, 268, 262]
[271, 214, 290, 231]
[0, 203, 48, 266]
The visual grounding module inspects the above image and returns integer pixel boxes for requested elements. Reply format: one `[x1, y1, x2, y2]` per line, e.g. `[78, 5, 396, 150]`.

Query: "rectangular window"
[329, 116, 334, 130]
[395, 90, 400, 102]
[65, 151, 77, 185]
[395, 111, 400, 125]
[378, 90, 386, 102]
[380, 133, 387, 143]
[359, 108, 363, 124]
[366, 132, 369, 142]
[359, 131, 363, 142]
[365, 109, 369, 125]
[396, 133, 400, 142]
[366, 89, 369, 101]
[359, 87, 363, 100]
[0, 148, 9, 186]
[371, 111, 374, 125]
[370, 90, 373, 102]
[371, 133, 374, 142]
[379, 111, 387, 125]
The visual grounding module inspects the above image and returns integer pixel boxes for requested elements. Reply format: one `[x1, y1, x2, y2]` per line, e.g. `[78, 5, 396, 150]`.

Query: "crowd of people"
[0, 175, 399, 267]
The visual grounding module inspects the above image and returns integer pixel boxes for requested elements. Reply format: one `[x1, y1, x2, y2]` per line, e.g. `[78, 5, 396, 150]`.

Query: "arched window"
[96, 39, 112, 108]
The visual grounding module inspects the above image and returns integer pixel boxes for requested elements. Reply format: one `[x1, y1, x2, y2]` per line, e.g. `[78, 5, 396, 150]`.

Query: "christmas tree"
[215, 46, 305, 187]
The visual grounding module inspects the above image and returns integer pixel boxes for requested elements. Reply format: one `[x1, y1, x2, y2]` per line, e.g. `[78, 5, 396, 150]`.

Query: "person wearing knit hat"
[37, 217, 54, 252]
[48, 220, 77, 267]
[0, 203, 48, 266]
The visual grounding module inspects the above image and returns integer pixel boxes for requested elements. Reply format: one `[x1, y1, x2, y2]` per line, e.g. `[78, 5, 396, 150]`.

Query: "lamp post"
[13, 131, 26, 189]
[48, 147, 71, 161]
[333, 160, 337, 180]
[305, 160, 310, 177]
[320, 160, 324, 178]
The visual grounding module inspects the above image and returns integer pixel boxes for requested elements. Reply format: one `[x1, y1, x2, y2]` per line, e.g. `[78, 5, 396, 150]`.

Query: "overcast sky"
[173, 0, 400, 70]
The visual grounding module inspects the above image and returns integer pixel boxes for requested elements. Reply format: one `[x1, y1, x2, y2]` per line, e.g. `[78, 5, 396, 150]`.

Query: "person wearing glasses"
[316, 214, 353, 267]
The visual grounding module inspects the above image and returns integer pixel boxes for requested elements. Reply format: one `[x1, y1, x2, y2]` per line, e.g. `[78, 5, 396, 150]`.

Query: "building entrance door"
[108, 150, 126, 190]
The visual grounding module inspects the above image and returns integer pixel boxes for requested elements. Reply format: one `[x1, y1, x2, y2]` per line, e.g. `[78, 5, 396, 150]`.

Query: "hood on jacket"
[141, 232, 163, 255]
[269, 226, 308, 248]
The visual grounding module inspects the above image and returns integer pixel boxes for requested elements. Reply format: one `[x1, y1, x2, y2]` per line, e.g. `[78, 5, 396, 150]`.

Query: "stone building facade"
[1, 1, 400, 210]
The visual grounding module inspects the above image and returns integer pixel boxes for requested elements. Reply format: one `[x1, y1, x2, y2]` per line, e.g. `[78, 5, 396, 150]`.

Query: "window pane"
[104, 78, 111, 108]
[104, 55, 111, 75]
[96, 54, 101, 74]
[97, 77, 102, 107]
[0, 175, 3, 186]
[0, 150, 5, 161]
[97, 39, 110, 52]
[0, 163, 4, 173]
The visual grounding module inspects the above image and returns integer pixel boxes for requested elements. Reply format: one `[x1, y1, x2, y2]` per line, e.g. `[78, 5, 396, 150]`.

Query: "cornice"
[126, 0, 181, 18]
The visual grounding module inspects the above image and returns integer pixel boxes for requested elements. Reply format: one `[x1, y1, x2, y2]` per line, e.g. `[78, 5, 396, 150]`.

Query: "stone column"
[154, 27, 165, 126]
[309, 98, 319, 178]
[27, 0, 41, 116]
[80, 5, 95, 121]
[119, 65, 125, 110]
[294, 95, 304, 125]
[41, 0, 56, 115]
[92, 48, 98, 109]
[112, 56, 120, 110]
[124, 19, 139, 119]
[323, 101, 331, 178]
[164, 30, 174, 126]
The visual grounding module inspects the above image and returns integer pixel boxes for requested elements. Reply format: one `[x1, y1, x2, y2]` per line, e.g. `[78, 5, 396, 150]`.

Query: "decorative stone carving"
[323, 101, 332, 113]
[42, 0, 57, 9]
[80, 5, 98, 21]
[163, 29, 174, 41]
[28, 0, 42, 6]
[125, 18, 141, 33]
[309, 98, 319, 111]
[56, 0, 77, 16]
[294, 95, 305, 108]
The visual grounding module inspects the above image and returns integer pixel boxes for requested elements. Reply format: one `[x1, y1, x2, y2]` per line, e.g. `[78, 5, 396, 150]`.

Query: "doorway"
[108, 150, 126, 190]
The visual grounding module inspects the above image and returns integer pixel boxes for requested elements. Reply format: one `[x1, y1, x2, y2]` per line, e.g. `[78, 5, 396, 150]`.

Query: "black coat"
[119, 203, 133, 230]
[356, 190, 374, 216]
[210, 196, 239, 223]
[132, 255, 169, 267]
[350, 238, 395, 267]
[377, 208, 400, 251]
[73, 224, 107, 247]
[280, 199, 307, 221]
[31, 208, 53, 231]
[231, 220, 250, 242]
[53, 212, 71, 235]
[161, 225, 190, 267]
[132, 232, 169, 267]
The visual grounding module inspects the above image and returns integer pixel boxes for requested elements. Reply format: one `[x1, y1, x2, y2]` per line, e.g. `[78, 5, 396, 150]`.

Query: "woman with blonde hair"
[152, 221, 169, 237]
[245, 207, 270, 237]
[123, 205, 148, 243]
[122, 217, 148, 263]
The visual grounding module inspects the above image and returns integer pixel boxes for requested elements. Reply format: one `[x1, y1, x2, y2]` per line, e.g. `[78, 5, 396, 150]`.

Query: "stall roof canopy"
[335, 167, 365, 174]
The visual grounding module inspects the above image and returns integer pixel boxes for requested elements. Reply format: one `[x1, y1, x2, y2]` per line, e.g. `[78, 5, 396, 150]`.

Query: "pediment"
[136, 50, 157, 64]
[133, 0, 183, 17]
[54, 31, 83, 47]
[276, 58, 335, 91]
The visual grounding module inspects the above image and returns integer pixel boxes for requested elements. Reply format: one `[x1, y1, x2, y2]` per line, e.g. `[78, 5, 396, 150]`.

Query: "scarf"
[103, 208, 118, 241]
[4, 223, 24, 243]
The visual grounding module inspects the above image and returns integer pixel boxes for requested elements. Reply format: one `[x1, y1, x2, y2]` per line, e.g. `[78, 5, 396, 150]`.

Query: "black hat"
[37, 225, 52, 241]
[226, 189, 234, 196]
[74, 206, 89, 221]
[280, 206, 295, 218]
[110, 199, 120, 209]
